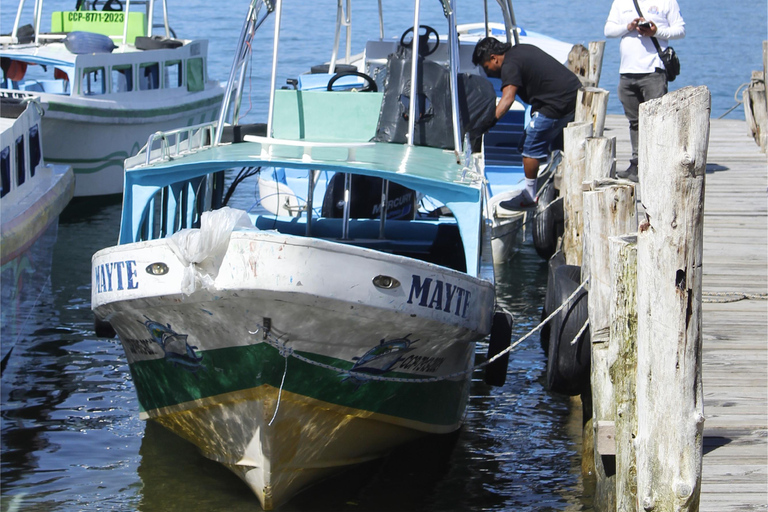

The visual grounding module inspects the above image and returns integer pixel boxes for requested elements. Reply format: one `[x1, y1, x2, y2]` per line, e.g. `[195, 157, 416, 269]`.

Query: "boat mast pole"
[12, 0, 26, 42]
[406, 0, 422, 146]
[506, 0, 519, 45]
[120, 0, 132, 50]
[267, 0, 283, 137]
[493, 0, 514, 46]
[447, 0, 462, 155]
[377, 0, 384, 39]
[33, 0, 41, 45]
[329, 0, 345, 74]
[483, 0, 489, 37]
[147, 0, 154, 36]
[345, 0, 351, 62]
[215, 0, 263, 143]
[162, 0, 171, 38]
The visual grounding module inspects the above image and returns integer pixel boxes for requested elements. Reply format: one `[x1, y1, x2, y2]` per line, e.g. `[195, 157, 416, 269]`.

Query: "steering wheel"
[326, 71, 378, 92]
[399, 25, 440, 56]
[102, 0, 123, 11]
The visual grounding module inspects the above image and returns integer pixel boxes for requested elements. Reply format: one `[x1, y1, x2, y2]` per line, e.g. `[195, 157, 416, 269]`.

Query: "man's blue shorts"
[521, 111, 575, 161]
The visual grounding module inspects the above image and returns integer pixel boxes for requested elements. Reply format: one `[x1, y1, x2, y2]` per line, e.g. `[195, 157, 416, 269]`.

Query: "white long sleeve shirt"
[604, 0, 686, 74]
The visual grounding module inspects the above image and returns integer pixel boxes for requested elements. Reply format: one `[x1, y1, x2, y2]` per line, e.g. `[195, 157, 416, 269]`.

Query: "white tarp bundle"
[167, 207, 253, 294]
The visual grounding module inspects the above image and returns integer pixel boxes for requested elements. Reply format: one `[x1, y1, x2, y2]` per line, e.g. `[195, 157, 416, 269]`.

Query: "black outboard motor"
[321, 174, 416, 220]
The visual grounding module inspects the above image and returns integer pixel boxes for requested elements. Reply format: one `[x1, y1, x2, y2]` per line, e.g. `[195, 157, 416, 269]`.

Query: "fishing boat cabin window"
[15, 135, 25, 187]
[111, 65, 133, 92]
[82, 67, 106, 95]
[28, 124, 40, 177]
[0, 147, 10, 198]
[186, 58, 204, 92]
[164, 61, 182, 88]
[139, 62, 160, 90]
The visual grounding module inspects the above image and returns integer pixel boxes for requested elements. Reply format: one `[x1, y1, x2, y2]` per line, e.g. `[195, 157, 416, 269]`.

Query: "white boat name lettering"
[406, 275, 471, 318]
[94, 260, 139, 293]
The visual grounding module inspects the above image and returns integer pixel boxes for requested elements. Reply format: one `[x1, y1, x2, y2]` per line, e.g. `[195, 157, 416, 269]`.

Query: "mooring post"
[589, 41, 606, 88]
[609, 234, 639, 512]
[585, 137, 616, 182]
[576, 87, 610, 138]
[743, 41, 768, 152]
[635, 85, 710, 511]
[582, 180, 637, 510]
[561, 121, 593, 266]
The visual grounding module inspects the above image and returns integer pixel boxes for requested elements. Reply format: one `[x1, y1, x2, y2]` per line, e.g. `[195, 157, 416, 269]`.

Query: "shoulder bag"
[631, 0, 681, 81]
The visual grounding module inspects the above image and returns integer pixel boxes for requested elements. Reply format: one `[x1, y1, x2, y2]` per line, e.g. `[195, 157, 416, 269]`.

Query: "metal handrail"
[133, 122, 216, 168]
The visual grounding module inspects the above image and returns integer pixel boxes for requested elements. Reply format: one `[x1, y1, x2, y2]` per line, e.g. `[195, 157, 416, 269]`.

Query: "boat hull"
[92, 230, 495, 508]
[40, 93, 222, 197]
[1, 163, 74, 362]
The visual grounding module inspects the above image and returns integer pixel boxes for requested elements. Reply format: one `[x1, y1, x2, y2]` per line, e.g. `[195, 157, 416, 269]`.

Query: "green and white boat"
[0, 0, 224, 197]
[91, 0, 522, 508]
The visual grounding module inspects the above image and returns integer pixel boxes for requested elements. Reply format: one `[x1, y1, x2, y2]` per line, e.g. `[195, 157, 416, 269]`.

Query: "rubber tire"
[545, 263, 590, 396]
[484, 311, 513, 387]
[94, 316, 117, 339]
[532, 180, 560, 260]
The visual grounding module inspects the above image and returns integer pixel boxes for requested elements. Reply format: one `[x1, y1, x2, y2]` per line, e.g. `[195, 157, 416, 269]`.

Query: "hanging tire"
[545, 263, 590, 396]
[94, 316, 116, 339]
[484, 311, 513, 387]
[532, 179, 562, 261]
[540, 251, 566, 355]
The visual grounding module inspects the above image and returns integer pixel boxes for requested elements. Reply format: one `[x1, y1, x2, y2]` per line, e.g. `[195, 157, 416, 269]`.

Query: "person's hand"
[636, 19, 657, 36]
[627, 17, 642, 31]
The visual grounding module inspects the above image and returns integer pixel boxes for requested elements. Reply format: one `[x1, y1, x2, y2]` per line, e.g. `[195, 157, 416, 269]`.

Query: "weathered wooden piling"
[568, 41, 606, 88]
[576, 88, 610, 138]
[608, 235, 638, 511]
[743, 41, 767, 152]
[634, 85, 710, 511]
[585, 137, 616, 182]
[560, 121, 593, 266]
[582, 179, 637, 510]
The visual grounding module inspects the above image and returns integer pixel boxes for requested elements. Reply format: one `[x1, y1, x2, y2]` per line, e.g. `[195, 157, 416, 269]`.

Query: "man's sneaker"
[616, 161, 638, 183]
[498, 190, 537, 211]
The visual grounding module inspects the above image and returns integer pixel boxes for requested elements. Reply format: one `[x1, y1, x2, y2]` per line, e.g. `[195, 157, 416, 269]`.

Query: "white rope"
[250, 278, 590, 384]
[570, 318, 590, 346]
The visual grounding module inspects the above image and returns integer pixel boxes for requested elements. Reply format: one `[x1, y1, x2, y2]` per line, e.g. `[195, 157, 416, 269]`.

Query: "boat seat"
[272, 89, 383, 142]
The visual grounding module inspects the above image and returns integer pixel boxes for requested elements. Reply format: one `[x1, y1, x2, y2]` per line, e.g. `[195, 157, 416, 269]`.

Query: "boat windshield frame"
[214, 0, 466, 156]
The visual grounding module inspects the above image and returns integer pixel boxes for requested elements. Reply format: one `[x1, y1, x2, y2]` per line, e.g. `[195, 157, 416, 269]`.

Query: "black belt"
[621, 68, 665, 79]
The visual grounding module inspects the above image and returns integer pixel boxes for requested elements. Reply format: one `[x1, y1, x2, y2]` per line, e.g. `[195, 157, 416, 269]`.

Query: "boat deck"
[604, 113, 768, 510]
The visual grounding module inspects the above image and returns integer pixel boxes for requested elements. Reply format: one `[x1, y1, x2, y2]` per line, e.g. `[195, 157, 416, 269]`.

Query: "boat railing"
[128, 121, 216, 169]
[242, 135, 375, 163]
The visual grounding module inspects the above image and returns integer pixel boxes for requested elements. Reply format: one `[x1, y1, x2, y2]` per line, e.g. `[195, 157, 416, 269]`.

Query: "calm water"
[1, 1, 765, 510]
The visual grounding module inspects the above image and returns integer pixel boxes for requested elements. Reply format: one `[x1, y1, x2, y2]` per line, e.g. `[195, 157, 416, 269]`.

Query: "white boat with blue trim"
[1, 97, 74, 367]
[91, 0, 575, 508]
[0, 0, 224, 197]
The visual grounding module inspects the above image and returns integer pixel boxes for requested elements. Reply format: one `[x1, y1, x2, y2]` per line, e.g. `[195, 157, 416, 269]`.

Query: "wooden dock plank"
[604, 114, 768, 510]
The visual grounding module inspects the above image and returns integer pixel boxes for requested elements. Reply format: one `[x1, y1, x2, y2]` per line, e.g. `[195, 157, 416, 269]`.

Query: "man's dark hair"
[472, 37, 512, 66]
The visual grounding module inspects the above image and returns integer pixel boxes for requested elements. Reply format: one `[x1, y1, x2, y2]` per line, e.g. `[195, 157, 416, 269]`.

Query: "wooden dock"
[603, 113, 768, 510]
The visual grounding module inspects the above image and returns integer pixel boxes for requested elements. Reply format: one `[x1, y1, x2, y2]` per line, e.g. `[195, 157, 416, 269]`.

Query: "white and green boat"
[0, 0, 224, 197]
[91, 0, 525, 508]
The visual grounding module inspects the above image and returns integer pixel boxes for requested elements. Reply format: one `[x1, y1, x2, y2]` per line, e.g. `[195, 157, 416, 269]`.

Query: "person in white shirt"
[604, 0, 685, 181]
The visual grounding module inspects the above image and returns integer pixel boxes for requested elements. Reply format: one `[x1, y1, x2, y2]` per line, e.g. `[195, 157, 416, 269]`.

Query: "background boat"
[1, 97, 74, 368]
[0, 0, 224, 197]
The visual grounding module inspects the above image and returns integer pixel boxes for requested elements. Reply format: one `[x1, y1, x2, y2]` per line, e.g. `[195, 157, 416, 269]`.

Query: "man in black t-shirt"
[472, 38, 582, 209]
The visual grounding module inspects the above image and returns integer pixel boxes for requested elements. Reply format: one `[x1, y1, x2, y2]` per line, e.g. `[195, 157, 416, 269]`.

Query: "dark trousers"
[618, 71, 668, 162]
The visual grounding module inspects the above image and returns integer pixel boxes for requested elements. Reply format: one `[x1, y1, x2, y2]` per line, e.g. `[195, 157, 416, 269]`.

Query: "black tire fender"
[484, 310, 513, 387]
[94, 316, 117, 339]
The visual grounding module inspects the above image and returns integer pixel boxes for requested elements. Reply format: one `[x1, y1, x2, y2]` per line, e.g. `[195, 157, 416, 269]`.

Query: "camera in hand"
[638, 20, 652, 29]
